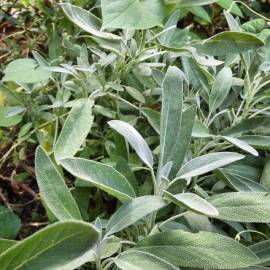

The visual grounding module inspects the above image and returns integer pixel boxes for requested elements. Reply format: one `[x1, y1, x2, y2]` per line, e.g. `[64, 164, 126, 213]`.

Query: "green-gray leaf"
[208, 192, 270, 222]
[61, 3, 120, 40]
[176, 152, 244, 180]
[164, 191, 219, 216]
[0, 221, 99, 270]
[60, 157, 136, 201]
[106, 196, 168, 235]
[35, 146, 82, 220]
[0, 107, 22, 127]
[141, 108, 160, 134]
[108, 120, 153, 168]
[2, 58, 51, 84]
[114, 250, 178, 270]
[209, 67, 233, 114]
[136, 230, 258, 269]
[101, 0, 165, 30]
[54, 99, 94, 161]
[195, 32, 264, 56]
[153, 72, 196, 178]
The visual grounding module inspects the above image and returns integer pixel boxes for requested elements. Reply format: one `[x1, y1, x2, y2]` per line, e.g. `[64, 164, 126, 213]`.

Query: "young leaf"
[0, 221, 99, 270]
[208, 192, 270, 222]
[106, 196, 168, 235]
[222, 136, 258, 156]
[176, 152, 244, 179]
[61, 3, 120, 40]
[108, 120, 153, 168]
[209, 67, 233, 114]
[164, 191, 219, 216]
[195, 32, 264, 56]
[54, 99, 94, 161]
[60, 157, 136, 201]
[136, 230, 258, 269]
[114, 250, 178, 270]
[101, 0, 165, 30]
[35, 146, 82, 221]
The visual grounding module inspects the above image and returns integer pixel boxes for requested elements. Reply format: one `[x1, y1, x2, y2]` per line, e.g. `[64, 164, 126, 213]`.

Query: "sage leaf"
[108, 120, 153, 168]
[61, 3, 120, 40]
[136, 230, 258, 269]
[60, 157, 136, 201]
[195, 32, 264, 56]
[209, 67, 233, 114]
[35, 146, 82, 220]
[54, 99, 94, 161]
[106, 196, 168, 235]
[164, 191, 219, 216]
[141, 107, 160, 134]
[176, 152, 244, 179]
[208, 192, 270, 222]
[101, 0, 165, 30]
[0, 221, 99, 270]
[114, 250, 178, 270]
[222, 136, 258, 156]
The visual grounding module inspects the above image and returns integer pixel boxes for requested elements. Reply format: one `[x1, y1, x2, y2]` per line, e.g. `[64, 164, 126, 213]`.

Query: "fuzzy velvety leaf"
[209, 67, 233, 114]
[114, 250, 178, 270]
[35, 147, 82, 220]
[0, 106, 22, 127]
[164, 191, 218, 216]
[101, 0, 165, 30]
[176, 152, 244, 179]
[60, 157, 136, 201]
[106, 196, 168, 235]
[208, 192, 270, 222]
[54, 99, 94, 161]
[195, 32, 264, 56]
[61, 3, 120, 40]
[108, 120, 153, 168]
[136, 230, 258, 269]
[0, 221, 99, 270]
[141, 107, 160, 134]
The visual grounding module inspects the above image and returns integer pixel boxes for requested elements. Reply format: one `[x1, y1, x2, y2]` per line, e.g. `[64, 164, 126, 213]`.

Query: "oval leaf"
[101, 0, 165, 30]
[3, 58, 51, 84]
[176, 152, 244, 179]
[208, 192, 270, 223]
[114, 250, 178, 270]
[0, 221, 99, 270]
[60, 157, 136, 202]
[35, 146, 82, 220]
[106, 196, 168, 235]
[136, 230, 258, 269]
[195, 32, 264, 56]
[108, 120, 153, 168]
[54, 99, 94, 161]
[209, 67, 233, 114]
[164, 191, 219, 216]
